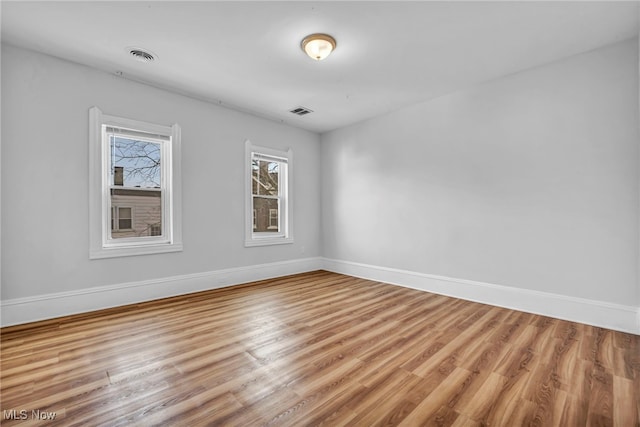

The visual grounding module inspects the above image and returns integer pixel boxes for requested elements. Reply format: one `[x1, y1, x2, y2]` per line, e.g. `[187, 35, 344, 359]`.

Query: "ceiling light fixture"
[301, 33, 336, 61]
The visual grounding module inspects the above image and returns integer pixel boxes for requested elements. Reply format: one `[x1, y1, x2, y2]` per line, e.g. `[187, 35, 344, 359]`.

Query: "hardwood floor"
[1, 270, 639, 426]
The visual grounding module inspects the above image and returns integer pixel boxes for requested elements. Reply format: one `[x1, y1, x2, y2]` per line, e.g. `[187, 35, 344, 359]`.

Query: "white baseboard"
[1, 257, 323, 327]
[321, 258, 640, 335]
[3, 256, 638, 335]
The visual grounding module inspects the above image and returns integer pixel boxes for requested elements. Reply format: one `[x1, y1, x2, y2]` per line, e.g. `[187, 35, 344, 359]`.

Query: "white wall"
[1, 44, 321, 305]
[321, 39, 639, 323]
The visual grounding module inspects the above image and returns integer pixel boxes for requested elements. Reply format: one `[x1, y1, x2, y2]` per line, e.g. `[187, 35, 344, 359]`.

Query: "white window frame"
[89, 107, 183, 259]
[245, 140, 293, 247]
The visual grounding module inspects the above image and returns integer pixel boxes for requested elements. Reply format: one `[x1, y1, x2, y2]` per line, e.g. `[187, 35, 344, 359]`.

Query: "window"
[89, 107, 183, 258]
[268, 209, 278, 230]
[111, 206, 133, 232]
[245, 140, 293, 246]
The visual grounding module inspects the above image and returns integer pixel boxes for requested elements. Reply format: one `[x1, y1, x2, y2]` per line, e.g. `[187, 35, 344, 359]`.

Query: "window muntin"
[89, 107, 183, 259]
[245, 141, 293, 246]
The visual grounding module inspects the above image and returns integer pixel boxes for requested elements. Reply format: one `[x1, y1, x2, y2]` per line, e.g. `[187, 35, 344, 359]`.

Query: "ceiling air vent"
[128, 47, 156, 63]
[289, 106, 313, 116]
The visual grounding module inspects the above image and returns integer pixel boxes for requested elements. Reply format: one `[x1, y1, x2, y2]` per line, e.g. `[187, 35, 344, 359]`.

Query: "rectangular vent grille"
[289, 106, 313, 116]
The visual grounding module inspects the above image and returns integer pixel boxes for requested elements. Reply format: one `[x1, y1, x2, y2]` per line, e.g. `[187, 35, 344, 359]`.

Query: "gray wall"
[1, 43, 321, 300]
[321, 38, 639, 306]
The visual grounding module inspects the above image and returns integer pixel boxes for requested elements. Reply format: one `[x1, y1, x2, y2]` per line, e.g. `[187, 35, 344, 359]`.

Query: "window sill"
[90, 242, 183, 259]
[244, 237, 294, 247]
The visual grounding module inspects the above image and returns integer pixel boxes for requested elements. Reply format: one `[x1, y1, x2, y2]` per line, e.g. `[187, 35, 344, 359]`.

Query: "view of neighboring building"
[110, 165, 162, 239]
[252, 157, 280, 233]
[111, 188, 162, 238]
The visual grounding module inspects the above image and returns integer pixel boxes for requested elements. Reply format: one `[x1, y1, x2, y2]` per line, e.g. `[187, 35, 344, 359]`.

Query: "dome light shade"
[301, 33, 336, 61]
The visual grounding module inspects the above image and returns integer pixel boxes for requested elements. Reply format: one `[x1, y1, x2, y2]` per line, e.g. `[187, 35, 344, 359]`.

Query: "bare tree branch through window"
[111, 136, 161, 188]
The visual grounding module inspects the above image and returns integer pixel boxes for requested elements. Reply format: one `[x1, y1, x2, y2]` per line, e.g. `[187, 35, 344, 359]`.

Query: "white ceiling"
[2, 1, 638, 134]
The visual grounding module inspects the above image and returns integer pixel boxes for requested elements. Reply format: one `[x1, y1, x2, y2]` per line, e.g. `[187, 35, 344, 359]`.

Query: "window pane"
[110, 192, 162, 239]
[110, 136, 161, 188]
[252, 159, 278, 196]
[109, 135, 164, 239]
[253, 196, 279, 232]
